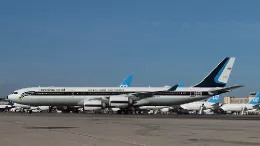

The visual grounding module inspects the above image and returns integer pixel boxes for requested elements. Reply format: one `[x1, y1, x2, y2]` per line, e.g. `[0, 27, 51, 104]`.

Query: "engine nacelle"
[109, 96, 134, 108]
[83, 100, 106, 111]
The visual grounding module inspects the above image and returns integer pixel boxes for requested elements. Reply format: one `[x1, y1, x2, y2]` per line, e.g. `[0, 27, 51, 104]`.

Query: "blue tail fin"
[119, 74, 133, 87]
[164, 82, 184, 88]
[178, 82, 184, 87]
[193, 57, 235, 87]
[248, 92, 260, 105]
[207, 95, 220, 103]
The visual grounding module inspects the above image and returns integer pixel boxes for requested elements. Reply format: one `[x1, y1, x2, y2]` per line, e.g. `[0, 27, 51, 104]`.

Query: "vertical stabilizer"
[248, 92, 260, 105]
[119, 74, 134, 87]
[206, 95, 220, 103]
[193, 57, 235, 87]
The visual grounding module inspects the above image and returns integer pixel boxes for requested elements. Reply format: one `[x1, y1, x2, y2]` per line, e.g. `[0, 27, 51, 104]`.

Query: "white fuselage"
[8, 86, 219, 107]
[220, 104, 256, 112]
[180, 101, 216, 111]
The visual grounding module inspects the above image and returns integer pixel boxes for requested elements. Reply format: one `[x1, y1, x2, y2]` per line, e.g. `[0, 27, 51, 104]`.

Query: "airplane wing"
[130, 84, 179, 99]
[88, 96, 109, 101]
[84, 84, 179, 103]
[208, 85, 244, 95]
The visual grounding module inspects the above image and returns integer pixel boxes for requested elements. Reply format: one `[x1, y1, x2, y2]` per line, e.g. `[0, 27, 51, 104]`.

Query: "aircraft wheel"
[117, 110, 122, 114]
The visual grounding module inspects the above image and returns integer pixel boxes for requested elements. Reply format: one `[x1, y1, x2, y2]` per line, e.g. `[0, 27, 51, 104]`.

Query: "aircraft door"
[190, 91, 202, 97]
[190, 91, 195, 97]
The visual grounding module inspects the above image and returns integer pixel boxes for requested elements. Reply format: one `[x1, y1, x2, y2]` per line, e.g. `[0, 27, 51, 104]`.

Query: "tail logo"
[212, 95, 220, 100]
[120, 85, 128, 87]
[253, 97, 260, 103]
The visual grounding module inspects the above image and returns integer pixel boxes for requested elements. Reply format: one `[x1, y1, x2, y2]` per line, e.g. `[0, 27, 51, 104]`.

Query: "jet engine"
[109, 95, 134, 108]
[83, 100, 107, 111]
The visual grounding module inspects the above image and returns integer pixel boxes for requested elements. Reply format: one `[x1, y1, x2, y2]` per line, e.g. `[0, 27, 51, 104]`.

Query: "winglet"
[178, 82, 184, 87]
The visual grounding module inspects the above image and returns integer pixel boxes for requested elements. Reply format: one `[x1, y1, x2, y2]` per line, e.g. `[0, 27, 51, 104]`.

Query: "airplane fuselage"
[8, 87, 218, 107]
[180, 101, 216, 111]
[220, 104, 256, 112]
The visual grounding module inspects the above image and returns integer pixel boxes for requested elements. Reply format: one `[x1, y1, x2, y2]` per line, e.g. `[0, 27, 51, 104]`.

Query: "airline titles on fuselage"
[87, 89, 125, 92]
[40, 89, 65, 92]
[39, 89, 125, 92]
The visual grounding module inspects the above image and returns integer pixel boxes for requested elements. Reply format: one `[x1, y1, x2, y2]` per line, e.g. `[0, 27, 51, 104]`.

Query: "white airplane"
[178, 95, 221, 113]
[136, 95, 220, 114]
[7, 57, 243, 114]
[220, 92, 260, 114]
[0, 101, 13, 111]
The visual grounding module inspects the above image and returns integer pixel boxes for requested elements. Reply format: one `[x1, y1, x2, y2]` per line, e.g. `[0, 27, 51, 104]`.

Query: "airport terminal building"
[224, 92, 256, 104]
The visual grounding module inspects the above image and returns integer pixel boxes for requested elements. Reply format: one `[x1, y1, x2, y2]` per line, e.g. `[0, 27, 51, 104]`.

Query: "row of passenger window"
[27, 91, 205, 95]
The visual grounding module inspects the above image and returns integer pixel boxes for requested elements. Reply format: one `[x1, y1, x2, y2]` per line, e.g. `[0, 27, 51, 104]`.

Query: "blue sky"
[0, 0, 259, 97]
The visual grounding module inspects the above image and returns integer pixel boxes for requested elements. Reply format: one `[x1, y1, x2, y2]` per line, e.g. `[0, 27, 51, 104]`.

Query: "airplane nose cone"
[7, 94, 15, 102]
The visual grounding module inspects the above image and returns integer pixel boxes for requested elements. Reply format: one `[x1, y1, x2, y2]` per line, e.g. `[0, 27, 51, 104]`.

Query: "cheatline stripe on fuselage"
[23, 91, 210, 96]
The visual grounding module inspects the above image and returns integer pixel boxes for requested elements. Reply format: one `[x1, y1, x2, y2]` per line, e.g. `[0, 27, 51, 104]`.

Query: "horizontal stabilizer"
[208, 85, 244, 95]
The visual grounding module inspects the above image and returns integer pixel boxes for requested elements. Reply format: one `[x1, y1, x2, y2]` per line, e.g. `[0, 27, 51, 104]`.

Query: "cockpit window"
[13, 92, 18, 94]
[21, 91, 35, 97]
